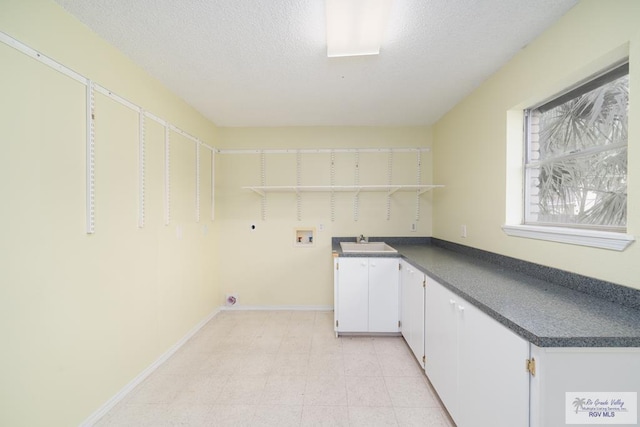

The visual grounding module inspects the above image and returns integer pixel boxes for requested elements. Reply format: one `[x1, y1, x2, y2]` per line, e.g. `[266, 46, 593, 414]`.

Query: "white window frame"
[501, 224, 634, 251]
[503, 62, 634, 251]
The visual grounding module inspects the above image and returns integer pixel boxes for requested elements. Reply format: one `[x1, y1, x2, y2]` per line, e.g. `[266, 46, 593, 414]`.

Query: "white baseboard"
[219, 305, 334, 311]
[79, 308, 220, 427]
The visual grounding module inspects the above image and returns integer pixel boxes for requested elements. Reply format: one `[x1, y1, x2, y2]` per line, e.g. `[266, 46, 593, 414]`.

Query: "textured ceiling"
[54, 0, 577, 127]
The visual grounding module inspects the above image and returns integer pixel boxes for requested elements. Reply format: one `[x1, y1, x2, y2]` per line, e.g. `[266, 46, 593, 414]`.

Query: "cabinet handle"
[457, 305, 465, 312]
[449, 299, 456, 305]
[370, 262, 376, 267]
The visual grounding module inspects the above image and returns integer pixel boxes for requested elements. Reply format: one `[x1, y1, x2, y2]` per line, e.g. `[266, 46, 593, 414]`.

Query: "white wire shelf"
[242, 184, 444, 197]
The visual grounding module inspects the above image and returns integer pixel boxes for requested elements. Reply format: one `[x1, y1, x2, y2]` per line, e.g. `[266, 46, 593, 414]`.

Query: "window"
[524, 62, 629, 231]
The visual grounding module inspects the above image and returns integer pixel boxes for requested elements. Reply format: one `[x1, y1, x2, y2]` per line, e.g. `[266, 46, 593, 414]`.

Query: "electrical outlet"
[410, 223, 417, 232]
[461, 225, 467, 238]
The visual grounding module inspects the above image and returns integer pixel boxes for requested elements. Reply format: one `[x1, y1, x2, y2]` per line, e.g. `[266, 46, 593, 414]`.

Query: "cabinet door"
[425, 278, 459, 421]
[401, 260, 425, 367]
[400, 260, 411, 341]
[336, 258, 369, 332]
[530, 345, 640, 427]
[368, 258, 400, 332]
[457, 301, 529, 427]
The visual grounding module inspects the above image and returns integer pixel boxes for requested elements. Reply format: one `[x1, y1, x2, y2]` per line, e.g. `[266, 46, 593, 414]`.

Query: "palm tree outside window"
[524, 62, 629, 231]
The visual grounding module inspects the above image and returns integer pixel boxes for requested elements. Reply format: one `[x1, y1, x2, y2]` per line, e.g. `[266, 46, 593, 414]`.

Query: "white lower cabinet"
[424, 277, 458, 417]
[368, 258, 401, 332]
[425, 276, 530, 427]
[334, 257, 400, 334]
[337, 255, 640, 426]
[529, 346, 640, 427]
[400, 260, 425, 368]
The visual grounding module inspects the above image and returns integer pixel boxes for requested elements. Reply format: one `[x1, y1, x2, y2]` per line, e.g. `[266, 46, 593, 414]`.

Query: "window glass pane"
[534, 147, 627, 227]
[525, 67, 628, 229]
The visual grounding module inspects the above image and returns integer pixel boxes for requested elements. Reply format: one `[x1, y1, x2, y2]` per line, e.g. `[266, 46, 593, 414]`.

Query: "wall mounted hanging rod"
[0, 31, 86, 84]
[0, 31, 214, 152]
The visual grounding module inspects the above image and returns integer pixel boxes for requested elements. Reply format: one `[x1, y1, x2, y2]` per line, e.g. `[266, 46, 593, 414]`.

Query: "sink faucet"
[358, 235, 366, 243]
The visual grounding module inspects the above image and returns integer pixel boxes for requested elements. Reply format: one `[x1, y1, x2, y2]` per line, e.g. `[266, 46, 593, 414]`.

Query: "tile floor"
[96, 310, 454, 426]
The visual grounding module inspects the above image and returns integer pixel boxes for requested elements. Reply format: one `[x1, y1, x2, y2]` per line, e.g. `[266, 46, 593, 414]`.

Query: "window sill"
[501, 224, 635, 251]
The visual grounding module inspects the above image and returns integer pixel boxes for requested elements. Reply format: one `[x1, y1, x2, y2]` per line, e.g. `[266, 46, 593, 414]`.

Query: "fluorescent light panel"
[325, 0, 393, 58]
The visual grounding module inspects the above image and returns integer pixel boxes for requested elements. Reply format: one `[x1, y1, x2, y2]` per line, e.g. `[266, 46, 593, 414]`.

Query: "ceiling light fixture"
[325, 0, 393, 58]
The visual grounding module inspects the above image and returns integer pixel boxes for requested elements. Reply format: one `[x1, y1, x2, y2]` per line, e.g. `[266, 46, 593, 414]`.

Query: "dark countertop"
[332, 238, 640, 347]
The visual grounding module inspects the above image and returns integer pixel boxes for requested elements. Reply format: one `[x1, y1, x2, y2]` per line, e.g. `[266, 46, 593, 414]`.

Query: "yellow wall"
[0, 0, 219, 425]
[215, 126, 434, 307]
[433, 0, 640, 289]
[0, 2, 434, 422]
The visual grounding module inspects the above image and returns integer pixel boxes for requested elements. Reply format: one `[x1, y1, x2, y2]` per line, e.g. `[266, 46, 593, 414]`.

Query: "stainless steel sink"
[340, 242, 398, 253]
